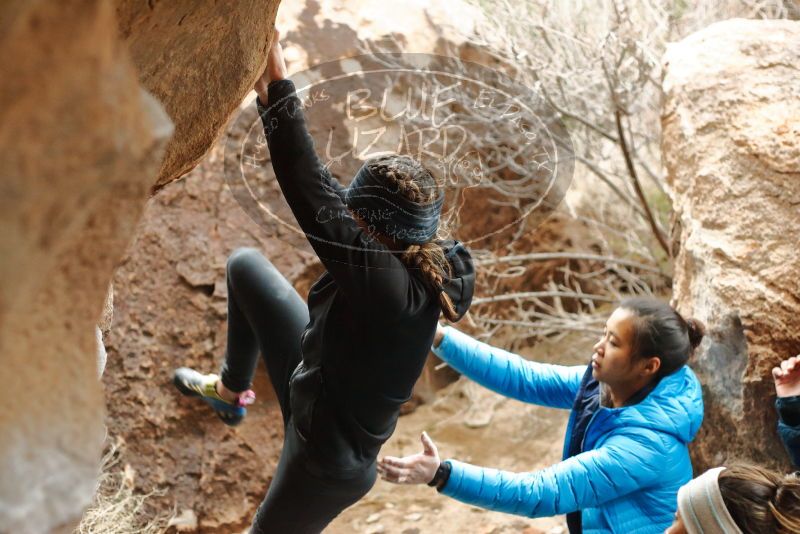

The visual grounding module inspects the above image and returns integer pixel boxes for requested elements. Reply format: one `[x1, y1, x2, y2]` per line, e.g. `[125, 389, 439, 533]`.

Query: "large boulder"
[0, 0, 279, 531]
[0, 2, 172, 532]
[117, 0, 279, 191]
[662, 18, 800, 471]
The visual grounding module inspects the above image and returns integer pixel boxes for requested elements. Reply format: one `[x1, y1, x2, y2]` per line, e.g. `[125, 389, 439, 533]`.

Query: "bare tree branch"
[614, 109, 670, 255]
[475, 251, 668, 276]
[471, 291, 617, 306]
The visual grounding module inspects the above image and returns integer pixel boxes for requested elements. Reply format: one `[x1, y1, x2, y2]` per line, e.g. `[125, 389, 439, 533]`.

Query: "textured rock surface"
[0, 0, 279, 531]
[97, 285, 114, 377]
[117, 0, 280, 191]
[0, 1, 173, 532]
[662, 18, 800, 471]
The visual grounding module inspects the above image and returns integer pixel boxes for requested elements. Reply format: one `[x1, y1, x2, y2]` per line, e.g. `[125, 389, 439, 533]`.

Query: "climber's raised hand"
[377, 431, 440, 485]
[254, 28, 288, 101]
[773, 355, 800, 398]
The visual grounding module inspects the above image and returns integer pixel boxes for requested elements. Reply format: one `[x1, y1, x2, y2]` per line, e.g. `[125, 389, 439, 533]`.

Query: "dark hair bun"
[686, 318, 706, 349]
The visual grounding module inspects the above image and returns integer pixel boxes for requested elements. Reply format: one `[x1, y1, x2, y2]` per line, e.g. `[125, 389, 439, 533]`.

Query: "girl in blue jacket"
[378, 297, 705, 533]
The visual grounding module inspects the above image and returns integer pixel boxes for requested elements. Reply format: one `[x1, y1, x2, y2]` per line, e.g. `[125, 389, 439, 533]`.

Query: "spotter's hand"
[377, 431, 440, 485]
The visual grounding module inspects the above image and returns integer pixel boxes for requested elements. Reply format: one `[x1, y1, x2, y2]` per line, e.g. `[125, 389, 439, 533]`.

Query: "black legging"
[220, 247, 375, 533]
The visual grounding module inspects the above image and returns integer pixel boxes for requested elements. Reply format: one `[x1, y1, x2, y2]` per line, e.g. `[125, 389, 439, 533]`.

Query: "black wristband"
[427, 461, 452, 491]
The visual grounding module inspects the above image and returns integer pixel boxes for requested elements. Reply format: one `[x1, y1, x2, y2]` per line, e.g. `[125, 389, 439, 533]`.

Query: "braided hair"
[365, 155, 459, 321]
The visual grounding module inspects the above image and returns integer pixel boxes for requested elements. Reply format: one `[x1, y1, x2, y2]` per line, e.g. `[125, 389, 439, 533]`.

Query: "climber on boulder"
[378, 298, 705, 534]
[773, 354, 800, 468]
[172, 28, 474, 533]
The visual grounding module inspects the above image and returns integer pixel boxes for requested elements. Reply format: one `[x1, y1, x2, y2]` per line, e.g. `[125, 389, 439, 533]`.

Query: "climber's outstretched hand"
[377, 431, 440, 485]
[254, 28, 288, 101]
[773, 355, 800, 398]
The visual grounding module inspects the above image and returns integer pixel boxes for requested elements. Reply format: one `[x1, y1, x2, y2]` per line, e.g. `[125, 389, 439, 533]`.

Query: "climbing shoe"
[172, 367, 255, 427]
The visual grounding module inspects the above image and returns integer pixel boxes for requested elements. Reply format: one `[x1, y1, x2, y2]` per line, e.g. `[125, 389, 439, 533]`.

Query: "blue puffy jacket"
[432, 327, 704, 534]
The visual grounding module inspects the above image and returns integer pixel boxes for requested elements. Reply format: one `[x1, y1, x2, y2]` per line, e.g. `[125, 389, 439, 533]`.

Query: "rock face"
[0, 1, 278, 531]
[116, 0, 279, 191]
[662, 19, 800, 471]
[0, 2, 172, 532]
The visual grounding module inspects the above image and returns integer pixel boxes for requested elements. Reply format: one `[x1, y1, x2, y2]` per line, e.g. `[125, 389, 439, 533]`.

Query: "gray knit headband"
[343, 162, 444, 244]
[678, 467, 743, 534]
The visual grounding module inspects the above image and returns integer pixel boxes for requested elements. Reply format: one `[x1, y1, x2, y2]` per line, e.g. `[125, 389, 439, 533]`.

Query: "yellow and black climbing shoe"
[172, 367, 255, 427]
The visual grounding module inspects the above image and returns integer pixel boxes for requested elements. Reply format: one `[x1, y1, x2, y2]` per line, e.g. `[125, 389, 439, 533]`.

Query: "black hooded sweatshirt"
[257, 79, 475, 478]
